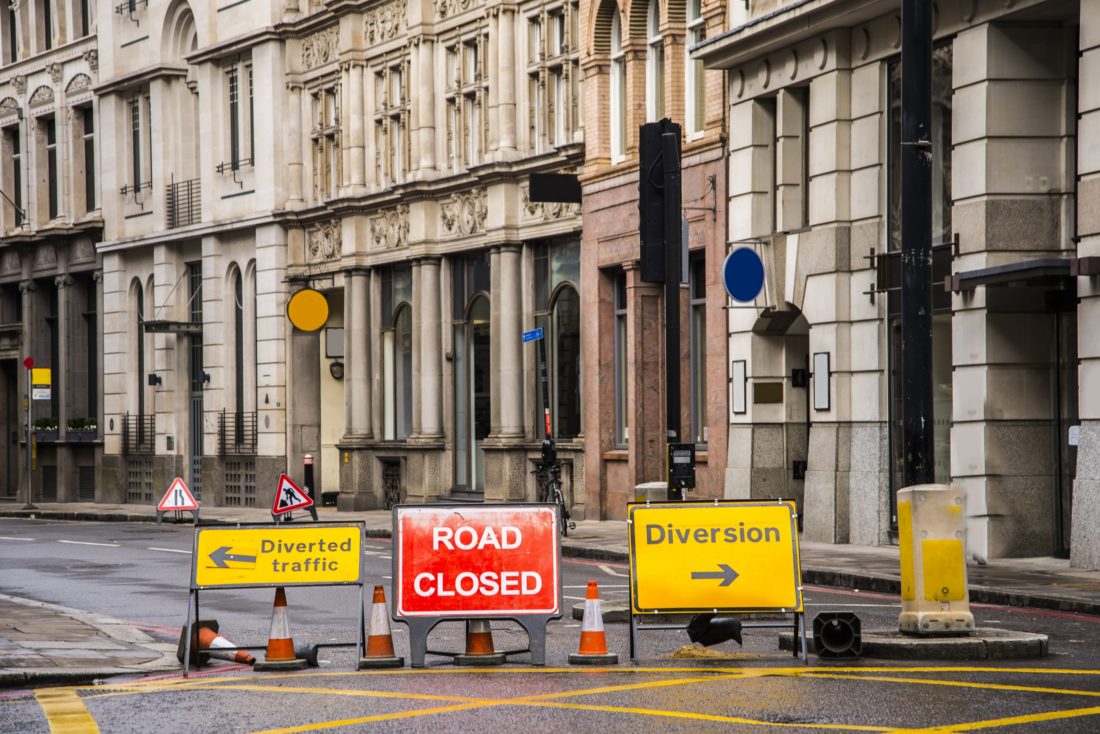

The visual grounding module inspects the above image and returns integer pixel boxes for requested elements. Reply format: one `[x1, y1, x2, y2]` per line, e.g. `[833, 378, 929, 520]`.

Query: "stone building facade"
[0, 0, 101, 503]
[578, 0, 727, 518]
[91, 0, 585, 512]
[697, 0, 1100, 567]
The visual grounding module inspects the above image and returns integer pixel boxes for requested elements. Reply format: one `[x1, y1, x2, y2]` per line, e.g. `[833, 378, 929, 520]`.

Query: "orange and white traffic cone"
[254, 587, 308, 671]
[197, 626, 256, 665]
[358, 585, 404, 669]
[569, 580, 619, 665]
[454, 619, 506, 666]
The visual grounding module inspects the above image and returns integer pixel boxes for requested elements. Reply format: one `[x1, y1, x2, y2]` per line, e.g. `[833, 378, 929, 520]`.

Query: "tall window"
[130, 99, 142, 191]
[84, 278, 97, 419]
[373, 62, 408, 185]
[689, 255, 706, 445]
[80, 0, 91, 37]
[444, 39, 485, 170]
[528, 2, 580, 152]
[610, 10, 626, 161]
[2, 123, 22, 227]
[613, 271, 628, 445]
[41, 0, 52, 51]
[233, 269, 244, 417]
[463, 40, 482, 165]
[4, 3, 18, 64]
[534, 238, 581, 439]
[44, 116, 58, 219]
[188, 262, 204, 393]
[312, 86, 340, 198]
[685, 0, 705, 137]
[382, 268, 412, 440]
[81, 107, 96, 212]
[127, 92, 151, 195]
[646, 0, 664, 122]
[225, 62, 254, 171]
[134, 281, 145, 418]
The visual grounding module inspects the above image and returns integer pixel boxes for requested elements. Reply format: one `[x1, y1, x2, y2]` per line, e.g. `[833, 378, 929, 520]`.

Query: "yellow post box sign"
[628, 500, 803, 614]
[192, 524, 363, 589]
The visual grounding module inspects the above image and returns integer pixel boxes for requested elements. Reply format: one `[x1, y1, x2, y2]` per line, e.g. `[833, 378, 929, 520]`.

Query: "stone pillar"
[498, 245, 523, 436]
[286, 83, 304, 208]
[54, 275, 73, 442]
[419, 258, 442, 437]
[346, 269, 370, 437]
[418, 38, 436, 173]
[348, 64, 366, 194]
[1072, 0, 1100, 569]
[497, 8, 517, 156]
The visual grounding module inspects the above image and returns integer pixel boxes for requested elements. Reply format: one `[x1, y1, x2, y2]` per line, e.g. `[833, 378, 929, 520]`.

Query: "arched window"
[231, 267, 244, 417]
[132, 279, 145, 417]
[385, 303, 413, 440]
[610, 9, 626, 161]
[551, 284, 580, 439]
[646, 0, 663, 122]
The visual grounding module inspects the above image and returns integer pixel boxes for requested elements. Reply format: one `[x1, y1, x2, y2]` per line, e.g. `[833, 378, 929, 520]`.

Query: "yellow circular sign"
[287, 288, 329, 332]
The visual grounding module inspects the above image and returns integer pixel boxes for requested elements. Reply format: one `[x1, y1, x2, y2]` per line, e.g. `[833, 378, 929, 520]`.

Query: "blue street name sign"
[522, 327, 544, 343]
[722, 247, 766, 303]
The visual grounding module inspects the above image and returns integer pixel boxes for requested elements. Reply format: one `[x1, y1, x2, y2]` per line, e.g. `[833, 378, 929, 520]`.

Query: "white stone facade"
[699, 0, 1100, 567]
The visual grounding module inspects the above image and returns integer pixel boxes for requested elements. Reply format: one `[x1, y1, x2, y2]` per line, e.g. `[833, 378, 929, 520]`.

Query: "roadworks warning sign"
[192, 524, 363, 589]
[628, 500, 803, 614]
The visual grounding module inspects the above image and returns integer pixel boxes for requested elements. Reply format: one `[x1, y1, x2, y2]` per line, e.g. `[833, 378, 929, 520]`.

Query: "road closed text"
[396, 506, 560, 616]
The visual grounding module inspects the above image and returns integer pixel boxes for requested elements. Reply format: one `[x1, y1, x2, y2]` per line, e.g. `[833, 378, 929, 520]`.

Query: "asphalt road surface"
[3, 518, 1100, 733]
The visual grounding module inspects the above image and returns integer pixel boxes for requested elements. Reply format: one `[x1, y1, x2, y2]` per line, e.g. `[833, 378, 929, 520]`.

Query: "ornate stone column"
[418, 37, 436, 172]
[347, 269, 371, 437]
[498, 245, 523, 436]
[419, 257, 443, 437]
[54, 274, 73, 437]
[498, 7, 517, 155]
[347, 64, 366, 193]
[286, 83, 305, 208]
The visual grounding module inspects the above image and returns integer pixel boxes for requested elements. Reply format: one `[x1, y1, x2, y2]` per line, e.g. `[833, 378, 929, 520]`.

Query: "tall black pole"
[662, 125, 683, 501]
[900, 0, 934, 487]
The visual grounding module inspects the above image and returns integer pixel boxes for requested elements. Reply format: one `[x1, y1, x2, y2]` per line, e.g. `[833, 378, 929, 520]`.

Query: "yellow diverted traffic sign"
[192, 524, 363, 589]
[629, 500, 803, 613]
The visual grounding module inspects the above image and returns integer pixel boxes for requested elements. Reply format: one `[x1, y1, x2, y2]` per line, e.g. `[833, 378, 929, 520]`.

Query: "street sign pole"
[662, 125, 683, 501]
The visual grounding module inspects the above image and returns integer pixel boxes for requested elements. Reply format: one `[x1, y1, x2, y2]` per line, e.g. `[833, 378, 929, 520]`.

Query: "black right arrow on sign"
[691, 563, 739, 587]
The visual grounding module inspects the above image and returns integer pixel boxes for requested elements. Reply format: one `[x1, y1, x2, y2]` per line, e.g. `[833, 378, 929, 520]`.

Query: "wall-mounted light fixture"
[813, 352, 830, 412]
[329, 360, 345, 380]
[201, 371, 212, 386]
[147, 373, 162, 386]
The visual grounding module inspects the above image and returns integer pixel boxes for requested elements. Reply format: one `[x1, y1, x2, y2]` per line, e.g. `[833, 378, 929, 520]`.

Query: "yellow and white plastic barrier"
[897, 484, 975, 635]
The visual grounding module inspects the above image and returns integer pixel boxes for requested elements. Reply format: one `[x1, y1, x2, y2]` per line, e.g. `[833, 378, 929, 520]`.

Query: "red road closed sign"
[394, 505, 561, 618]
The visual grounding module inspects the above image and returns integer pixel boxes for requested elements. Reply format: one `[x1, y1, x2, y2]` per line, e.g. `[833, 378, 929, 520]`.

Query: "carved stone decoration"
[83, 49, 98, 72]
[12, 75, 26, 96]
[301, 27, 339, 71]
[369, 203, 410, 249]
[71, 239, 95, 263]
[306, 219, 341, 263]
[521, 185, 581, 223]
[29, 86, 54, 107]
[440, 188, 487, 236]
[434, 0, 476, 19]
[365, 0, 406, 44]
[0, 97, 18, 119]
[2, 251, 20, 274]
[33, 246, 57, 271]
[47, 63, 63, 85]
[66, 74, 92, 94]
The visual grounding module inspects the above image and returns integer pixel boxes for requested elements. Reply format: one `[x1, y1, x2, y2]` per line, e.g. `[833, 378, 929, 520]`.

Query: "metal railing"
[166, 176, 201, 228]
[218, 410, 257, 455]
[121, 412, 156, 455]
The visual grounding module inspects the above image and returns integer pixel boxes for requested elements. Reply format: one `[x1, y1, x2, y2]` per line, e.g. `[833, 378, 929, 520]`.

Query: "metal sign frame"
[627, 499, 808, 663]
[391, 503, 563, 668]
[181, 521, 367, 676]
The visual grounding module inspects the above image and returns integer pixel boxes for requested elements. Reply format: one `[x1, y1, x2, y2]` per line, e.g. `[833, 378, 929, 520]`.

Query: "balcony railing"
[166, 176, 201, 228]
[121, 412, 156, 455]
[218, 410, 257, 455]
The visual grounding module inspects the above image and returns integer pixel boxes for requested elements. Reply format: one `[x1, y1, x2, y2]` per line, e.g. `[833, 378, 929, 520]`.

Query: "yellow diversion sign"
[628, 500, 803, 613]
[192, 524, 363, 589]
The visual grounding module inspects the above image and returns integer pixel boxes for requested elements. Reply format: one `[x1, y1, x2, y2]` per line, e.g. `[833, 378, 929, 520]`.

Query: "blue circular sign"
[722, 247, 765, 303]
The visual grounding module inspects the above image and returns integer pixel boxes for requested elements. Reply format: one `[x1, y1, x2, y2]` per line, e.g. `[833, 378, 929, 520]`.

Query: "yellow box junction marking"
[193, 524, 362, 588]
[629, 500, 802, 613]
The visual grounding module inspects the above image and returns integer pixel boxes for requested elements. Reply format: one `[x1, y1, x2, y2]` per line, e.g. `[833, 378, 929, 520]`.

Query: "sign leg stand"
[799, 612, 808, 664]
[406, 619, 432, 668]
[357, 583, 366, 659]
[182, 590, 195, 678]
[515, 617, 547, 666]
[629, 614, 638, 662]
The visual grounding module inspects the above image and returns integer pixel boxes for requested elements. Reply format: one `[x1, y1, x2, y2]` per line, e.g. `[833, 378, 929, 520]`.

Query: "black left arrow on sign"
[691, 563, 739, 587]
[208, 546, 257, 568]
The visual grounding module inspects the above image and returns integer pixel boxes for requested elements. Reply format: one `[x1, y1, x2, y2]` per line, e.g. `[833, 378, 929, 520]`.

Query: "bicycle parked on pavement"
[533, 439, 574, 537]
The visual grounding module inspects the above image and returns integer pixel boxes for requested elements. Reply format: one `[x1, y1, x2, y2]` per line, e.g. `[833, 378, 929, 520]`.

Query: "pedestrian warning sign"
[158, 477, 199, 511]
[272, 473, 313, 515]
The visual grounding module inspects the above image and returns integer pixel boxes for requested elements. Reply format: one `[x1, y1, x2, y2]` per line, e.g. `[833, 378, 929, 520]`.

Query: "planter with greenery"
[67, 417, 98, 442]
[34, 417, 59, 442]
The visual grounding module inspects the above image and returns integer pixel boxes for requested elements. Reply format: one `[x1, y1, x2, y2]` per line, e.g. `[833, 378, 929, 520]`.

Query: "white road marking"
[58, 540, 120, 547]
[564, 595, 586, 601]
[598, 564, 627, 577]
[148, 547, 192, 554]
[0, 536, 34, 542]
[382, 576, 391, 580]
[807, 603, 898, 608]
[564, 584, 628, 589]
[380, 555, 392, 560]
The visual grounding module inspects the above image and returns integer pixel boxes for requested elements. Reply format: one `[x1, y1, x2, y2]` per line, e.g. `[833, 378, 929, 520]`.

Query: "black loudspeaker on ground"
[812, 612, 862, 659]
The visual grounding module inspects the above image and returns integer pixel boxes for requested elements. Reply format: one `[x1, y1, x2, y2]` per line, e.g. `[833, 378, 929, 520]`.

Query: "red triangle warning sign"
[157, 477, 199, 511]
[272, 473, 314, 515]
